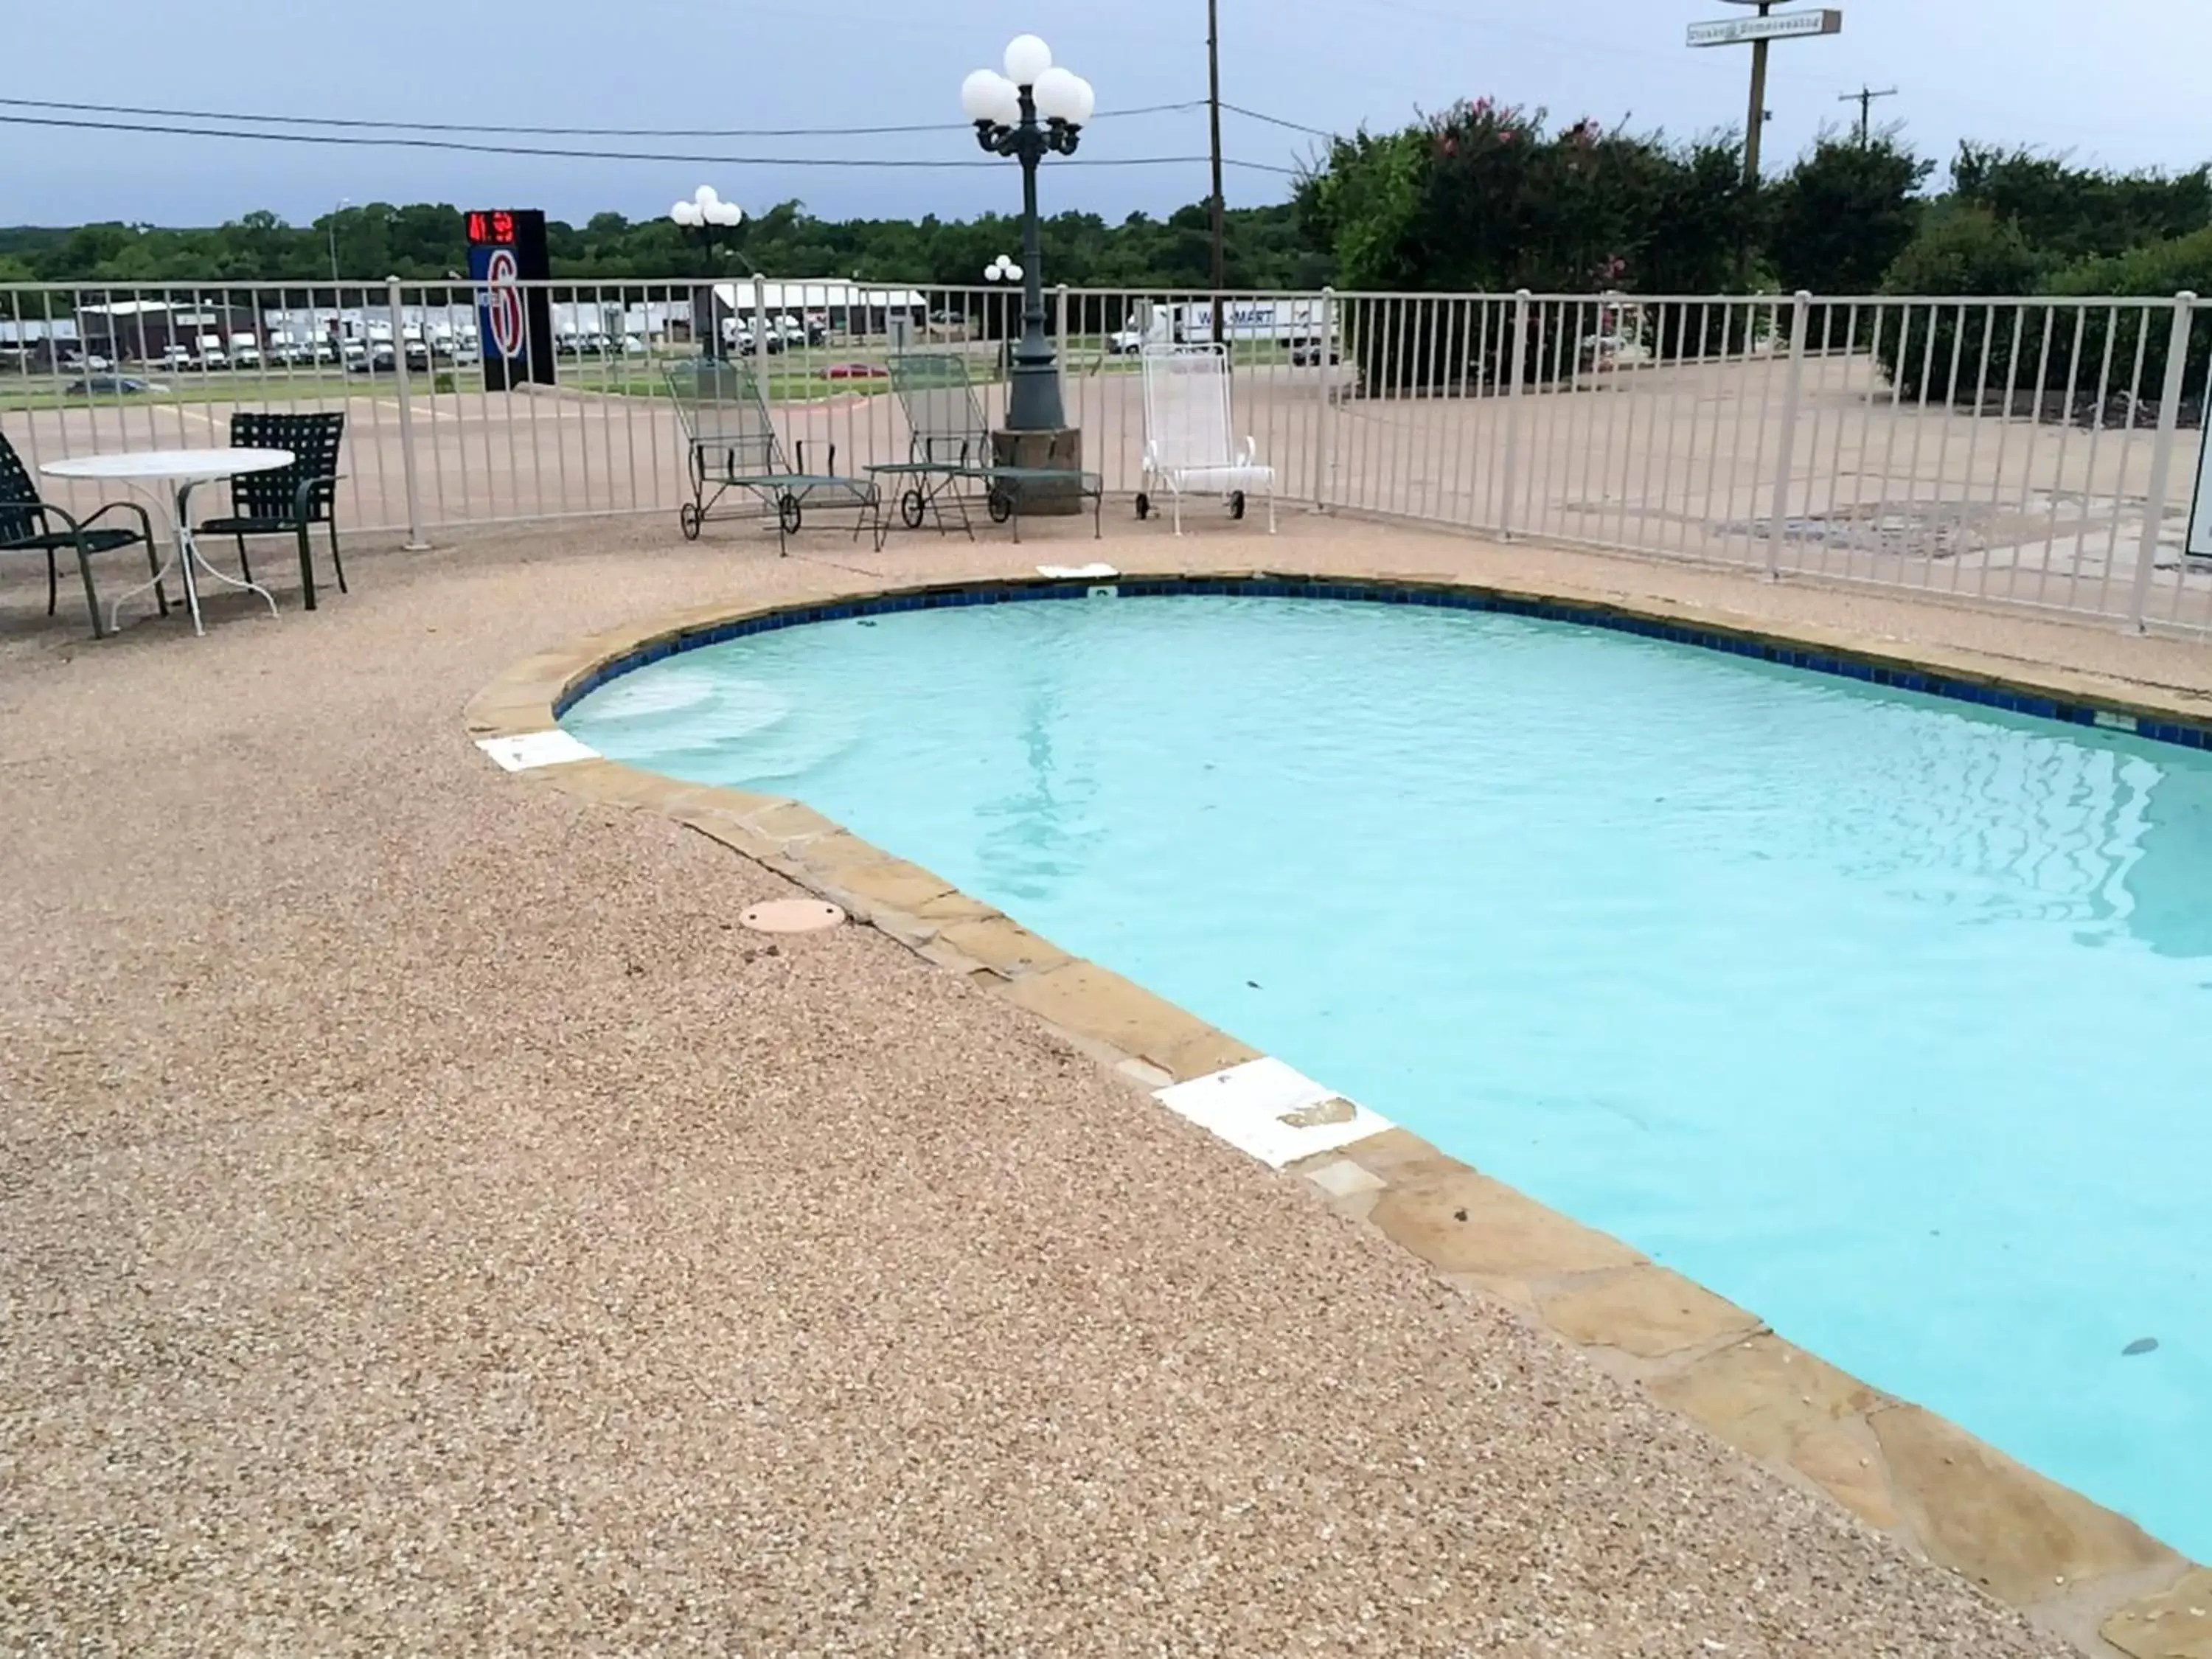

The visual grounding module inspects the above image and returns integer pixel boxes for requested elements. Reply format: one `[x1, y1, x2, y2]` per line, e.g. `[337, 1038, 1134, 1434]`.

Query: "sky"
[4, 0, 2208, 229]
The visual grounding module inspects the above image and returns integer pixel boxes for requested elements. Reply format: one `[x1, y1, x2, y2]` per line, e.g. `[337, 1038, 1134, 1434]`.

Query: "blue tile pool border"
[549, 574, 2212, 754]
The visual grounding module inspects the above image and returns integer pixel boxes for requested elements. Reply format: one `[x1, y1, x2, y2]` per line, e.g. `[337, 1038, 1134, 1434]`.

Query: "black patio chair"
[198, 411, 347, 611]
[0, 428, 164, 639]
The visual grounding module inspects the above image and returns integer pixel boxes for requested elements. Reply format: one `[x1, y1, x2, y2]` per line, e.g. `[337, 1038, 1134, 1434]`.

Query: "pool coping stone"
[467, 566, 2212, 1659]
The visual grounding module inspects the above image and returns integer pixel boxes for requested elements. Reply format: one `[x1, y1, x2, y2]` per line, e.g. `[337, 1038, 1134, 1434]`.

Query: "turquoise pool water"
[563, 592, 2212, 1556]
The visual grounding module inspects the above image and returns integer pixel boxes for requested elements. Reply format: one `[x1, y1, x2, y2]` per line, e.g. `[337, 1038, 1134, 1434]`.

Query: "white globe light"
[695, 184, 719, 206]
[984, 262, 999, 281]
[1006, 262, 1024, 281]
[961, 69, 1016, 122]
[1003, 33, 1051, 87]
[670, 201, 701, 227]
[1065, 75, 1096, 126]
[711, 200, 744, 227]
[1032, 66, 1082, 123]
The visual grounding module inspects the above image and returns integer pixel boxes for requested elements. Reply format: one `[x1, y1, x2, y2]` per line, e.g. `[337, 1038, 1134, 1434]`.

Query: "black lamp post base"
[1004, 353, 1065, 432]
[990, 427, 1086, 515]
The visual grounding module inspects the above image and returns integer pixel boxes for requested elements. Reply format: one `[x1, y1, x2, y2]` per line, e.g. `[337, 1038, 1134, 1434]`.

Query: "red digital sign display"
[466, 210, 518, 246]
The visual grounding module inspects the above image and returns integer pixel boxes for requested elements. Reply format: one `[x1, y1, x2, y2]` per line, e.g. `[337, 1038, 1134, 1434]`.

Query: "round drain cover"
[740, 898, 846, 934]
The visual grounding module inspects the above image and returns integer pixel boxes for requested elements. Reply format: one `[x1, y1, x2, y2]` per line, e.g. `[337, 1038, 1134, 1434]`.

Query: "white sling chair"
[1135, 341, 1276, 533]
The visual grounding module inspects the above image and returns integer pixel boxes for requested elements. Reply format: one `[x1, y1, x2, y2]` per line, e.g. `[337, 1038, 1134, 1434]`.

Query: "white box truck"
[1109, 299, 1337, 364]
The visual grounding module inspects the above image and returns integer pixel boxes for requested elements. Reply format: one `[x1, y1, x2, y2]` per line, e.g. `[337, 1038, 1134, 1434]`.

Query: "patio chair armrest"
[795, 439, 838, 476]
[292, 472, 344, 520]
[76, 496, 158, 547]
[35, 501, 114, 549]
[1239, 434, 1258, 464]
[4, 499, 59, 543]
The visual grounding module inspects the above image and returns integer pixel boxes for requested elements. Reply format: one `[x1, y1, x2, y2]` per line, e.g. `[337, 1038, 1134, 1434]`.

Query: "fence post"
[1312, 286, 1335, 512]
[1054, 283, 1069, 412]
[1764, 289, 1812, 581]
[386, 275, 430, 550]
[751, 275, 770, 388]
[1500, 289, 1531, 538]
[2127, 291, 2197, 633]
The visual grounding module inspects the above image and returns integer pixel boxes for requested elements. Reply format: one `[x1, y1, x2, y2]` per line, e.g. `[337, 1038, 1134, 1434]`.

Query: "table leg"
[105, 522, 182, 636]
[171, 480, 278, 633]
[102, 477, 278, 635]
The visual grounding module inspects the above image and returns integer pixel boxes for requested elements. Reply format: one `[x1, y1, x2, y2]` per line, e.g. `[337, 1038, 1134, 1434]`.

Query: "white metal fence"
[7, 279, 2210, 637]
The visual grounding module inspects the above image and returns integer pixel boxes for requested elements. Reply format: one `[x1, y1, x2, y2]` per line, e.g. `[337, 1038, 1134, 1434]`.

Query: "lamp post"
[324, 199, 352, 364]
[669, 185, 745, 358]
[961, 36, 1093, 432]
[984, 253, 1022, 379]
[328, 198, 349, 287]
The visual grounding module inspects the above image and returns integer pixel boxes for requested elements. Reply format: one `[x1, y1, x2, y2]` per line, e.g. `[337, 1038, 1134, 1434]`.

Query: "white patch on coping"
[1154, 1056, 1394, 1169]
[1036, 562, 1119, 580]
[2093, 709, 2139, 733]
[476, 729, 599, 771]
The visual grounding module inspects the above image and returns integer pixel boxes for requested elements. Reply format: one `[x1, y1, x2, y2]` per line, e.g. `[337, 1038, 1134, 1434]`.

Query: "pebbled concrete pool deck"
[5, 510, 2208, 1658]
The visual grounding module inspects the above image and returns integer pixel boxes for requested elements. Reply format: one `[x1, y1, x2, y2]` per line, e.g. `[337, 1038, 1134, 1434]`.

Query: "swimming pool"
[562, 590, 2212, 1558]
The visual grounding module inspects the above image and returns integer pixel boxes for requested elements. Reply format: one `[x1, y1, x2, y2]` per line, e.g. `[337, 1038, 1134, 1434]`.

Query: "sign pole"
[1686, 4, 1843, 187]
[1744, 18, 1770, 184]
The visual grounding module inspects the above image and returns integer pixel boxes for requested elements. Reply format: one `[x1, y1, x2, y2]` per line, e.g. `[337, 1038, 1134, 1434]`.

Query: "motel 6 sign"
[466, 208, 554, 390]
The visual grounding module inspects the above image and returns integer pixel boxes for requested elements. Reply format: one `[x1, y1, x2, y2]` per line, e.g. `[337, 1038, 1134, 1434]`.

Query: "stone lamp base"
[990, 427, 1086, 515]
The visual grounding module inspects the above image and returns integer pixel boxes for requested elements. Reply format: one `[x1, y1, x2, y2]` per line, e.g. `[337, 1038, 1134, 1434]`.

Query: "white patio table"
[39, 447, 294, 637]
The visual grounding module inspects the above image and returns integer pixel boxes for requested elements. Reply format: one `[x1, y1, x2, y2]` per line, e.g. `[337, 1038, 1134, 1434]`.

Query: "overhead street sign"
[1688, 8, 1842, 46]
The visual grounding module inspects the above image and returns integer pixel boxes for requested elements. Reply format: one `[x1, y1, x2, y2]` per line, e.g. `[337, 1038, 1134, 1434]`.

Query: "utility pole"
[1207, 0, 1225, 345]
[1838, 84, 1898, 145]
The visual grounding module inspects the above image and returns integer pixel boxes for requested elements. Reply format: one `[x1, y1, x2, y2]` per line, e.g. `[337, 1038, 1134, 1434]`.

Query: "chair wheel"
[1135, 492, 1150, 521]
[1229, 491, 1246, 521]
[679, 501, 703, 540]
[987, 487, 1014, 524]
[779, 495, 803, 535]
[900, 488, 925, 529]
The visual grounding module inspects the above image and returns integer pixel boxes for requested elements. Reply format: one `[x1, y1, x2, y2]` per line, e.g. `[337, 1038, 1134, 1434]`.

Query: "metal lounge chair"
[868, 351, 1102, 548]
[197, 411, 347, 611]
[1135, 341, 1278, 534]
[667, 358, 876, 553]
[870, 352, 998, 536]
[0, 428, 165, 638]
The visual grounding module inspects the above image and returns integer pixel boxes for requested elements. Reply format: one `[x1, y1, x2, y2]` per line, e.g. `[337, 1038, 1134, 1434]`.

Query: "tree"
[1881, 201, 2044, 296]
[1769, 134, 1930, 294]
[1952, 145, 2212, 262]
[1874, 204, 2046, 397]
[1641, 136, 1757, 295]
[1300, 126, 1427, 291]
[1303, 101, 1754, 297]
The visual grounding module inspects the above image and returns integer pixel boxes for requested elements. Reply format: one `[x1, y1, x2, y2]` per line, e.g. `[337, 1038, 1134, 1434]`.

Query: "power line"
[1220, 102, 1333, 139]
[0, 111, 1295, 172]
[0, 94, 1208, 139]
